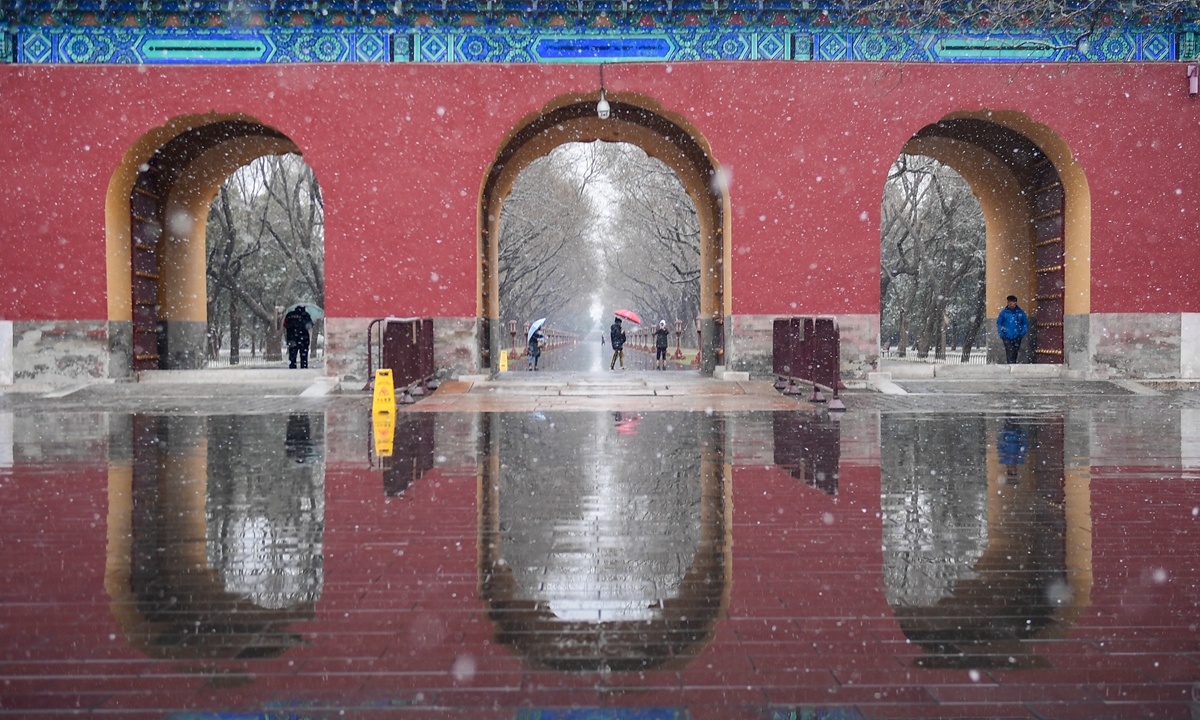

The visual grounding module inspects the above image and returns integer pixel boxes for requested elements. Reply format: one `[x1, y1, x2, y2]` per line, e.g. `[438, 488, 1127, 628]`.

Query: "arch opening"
[106, 116, 305, 374]
[497, 140, 702, 371]
[887, 112, 1091, 366]
[480, 93, 728, 374]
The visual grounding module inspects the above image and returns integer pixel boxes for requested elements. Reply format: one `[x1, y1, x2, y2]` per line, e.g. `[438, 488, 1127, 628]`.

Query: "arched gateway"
[895, 110, 1090, 365]
[478, 92, 729, 374]
[107, 115, 304, 373]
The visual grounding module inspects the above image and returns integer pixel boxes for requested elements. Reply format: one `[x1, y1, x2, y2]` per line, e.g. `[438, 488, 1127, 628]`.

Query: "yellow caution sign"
[499, 349, 509, 372]
[373, 411, 395, 457]
[373, 369, 396, 416]
[372, 369, 396, 457]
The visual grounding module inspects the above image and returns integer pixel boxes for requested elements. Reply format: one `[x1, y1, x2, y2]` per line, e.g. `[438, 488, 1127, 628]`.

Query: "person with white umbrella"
[527, 318, 546, 371]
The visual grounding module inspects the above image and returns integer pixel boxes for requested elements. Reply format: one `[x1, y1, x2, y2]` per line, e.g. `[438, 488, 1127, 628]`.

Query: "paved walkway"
[410, 371, 816, 412]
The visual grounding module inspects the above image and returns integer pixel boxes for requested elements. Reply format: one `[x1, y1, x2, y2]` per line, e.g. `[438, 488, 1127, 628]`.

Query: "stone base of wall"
[325, 316, 481, 384]
[435, 317, 481, 379]
[12, 313, 1199, 384]
[1088, 313, 1182, 378]
[161, 320, 207, 370]
[325, 317, 373, 383]
[12, 320, 109, 385]
[725, 314, 878, 380]
[107, 321, 132, 380]
[725, 315, 773, 377]
[838, 314, 880, 379]
[0, 322, 12, 385]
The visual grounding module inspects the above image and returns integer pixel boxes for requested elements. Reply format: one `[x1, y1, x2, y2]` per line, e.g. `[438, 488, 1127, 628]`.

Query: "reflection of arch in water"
[881, 414, 1091, 669]
[478, 411, 731, 671]
[105, 415, 325, 660]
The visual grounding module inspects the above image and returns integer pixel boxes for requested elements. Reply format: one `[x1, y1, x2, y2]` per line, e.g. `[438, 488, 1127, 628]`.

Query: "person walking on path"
[654, 320, 671, 370]
[284, 305, 314, 369]
[527, 328, 545, 371]
[609, 317, 627, 370]
[996, 295, 1028, 364]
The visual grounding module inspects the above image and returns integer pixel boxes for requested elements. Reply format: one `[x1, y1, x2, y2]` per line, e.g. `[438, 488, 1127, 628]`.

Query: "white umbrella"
[285, 303, 324, 320]
[527, 318, 546, 342]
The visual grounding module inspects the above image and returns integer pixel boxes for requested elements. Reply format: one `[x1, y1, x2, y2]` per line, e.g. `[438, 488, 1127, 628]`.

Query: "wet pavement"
[506, 336, 696, 374]
[1, 363, 1199, 718]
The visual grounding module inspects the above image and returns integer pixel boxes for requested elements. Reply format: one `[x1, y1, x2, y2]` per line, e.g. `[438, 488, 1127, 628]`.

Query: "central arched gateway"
[478, 92, 728, 374]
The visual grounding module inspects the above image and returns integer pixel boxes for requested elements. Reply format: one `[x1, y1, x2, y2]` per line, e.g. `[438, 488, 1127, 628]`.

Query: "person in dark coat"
[284, 305, 313, 369]
[996, 295, 1028, 364]
[609, 317, 626, 370]
[653, 319, 671, 370]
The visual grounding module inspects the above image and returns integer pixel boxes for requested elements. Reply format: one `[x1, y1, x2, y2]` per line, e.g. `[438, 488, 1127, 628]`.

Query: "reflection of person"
[998, 419, 1029, 484]
[996, 295, 1028, 364]
[654, 320, 670, 370]
[609, 317, 626, 370]
[284, 305, 314, 369]
[527, 328, 545, 371]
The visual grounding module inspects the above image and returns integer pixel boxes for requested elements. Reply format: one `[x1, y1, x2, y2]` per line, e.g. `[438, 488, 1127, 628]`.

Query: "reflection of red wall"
[1, 63, 1199, 321]
[1, 448, 1199, 713]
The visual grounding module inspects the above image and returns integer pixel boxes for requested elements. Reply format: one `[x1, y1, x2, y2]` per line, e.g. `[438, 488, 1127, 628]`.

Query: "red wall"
[2, 62, 1198, 321]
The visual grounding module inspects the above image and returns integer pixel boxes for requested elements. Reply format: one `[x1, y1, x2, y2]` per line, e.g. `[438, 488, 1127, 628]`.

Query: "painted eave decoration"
[2, 1, 1197, 63]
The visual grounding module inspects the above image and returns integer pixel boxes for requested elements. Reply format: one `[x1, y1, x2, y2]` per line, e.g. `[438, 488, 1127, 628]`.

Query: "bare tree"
[497, 145, 601, 333]
[880, 155, 985, 361]
[206, 154, 325, 363]
[498, 141, 701, 338]
[597, 143, 701, 332]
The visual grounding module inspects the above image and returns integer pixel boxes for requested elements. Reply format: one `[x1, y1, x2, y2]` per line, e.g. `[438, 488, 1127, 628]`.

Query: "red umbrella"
[613, 309, 642, 325]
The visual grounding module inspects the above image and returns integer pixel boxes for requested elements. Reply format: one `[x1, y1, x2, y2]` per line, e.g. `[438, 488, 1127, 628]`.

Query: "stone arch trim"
[478, 92, 729, 369]
[106, 114, 302, 373]
[936, 109, 1091, 318]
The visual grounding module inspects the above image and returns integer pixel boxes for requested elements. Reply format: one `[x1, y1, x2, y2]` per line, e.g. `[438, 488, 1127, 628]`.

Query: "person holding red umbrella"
[609, 315, 627, 370]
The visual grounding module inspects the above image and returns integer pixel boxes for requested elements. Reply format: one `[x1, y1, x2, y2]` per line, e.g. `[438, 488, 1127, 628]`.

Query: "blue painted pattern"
[811, 29, 1174, 62]
[4, 23, 1183, 64]
[16, 26, 392, 64]
[410, 27, 795, 62]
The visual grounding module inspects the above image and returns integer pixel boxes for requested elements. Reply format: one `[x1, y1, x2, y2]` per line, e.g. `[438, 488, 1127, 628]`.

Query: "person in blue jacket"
[996, 295, 1028, 364]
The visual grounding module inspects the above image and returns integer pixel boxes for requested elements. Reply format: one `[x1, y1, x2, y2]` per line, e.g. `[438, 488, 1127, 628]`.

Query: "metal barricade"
[772, 315, 844, 410]
[365, 317, 438, 402]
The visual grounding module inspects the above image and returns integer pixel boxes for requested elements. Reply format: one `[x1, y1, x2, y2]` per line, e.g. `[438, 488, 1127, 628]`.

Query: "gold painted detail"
[132, 186, 160, 200]
[1036, 237, 1063, 247]
[134, 271, 160, 279]
[1036, 265, 1064, 274]
[133, 243, 156, 252]
[1035, 293, 1064, 301]
[1034, 209, 1063, 221]
[131, 214, 157, 224]
[1035, 349, 1064, 355]
[1035, 182, 1062, 194]
[134, 354, 161, 361]
[1039, 322, 1064, 328]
